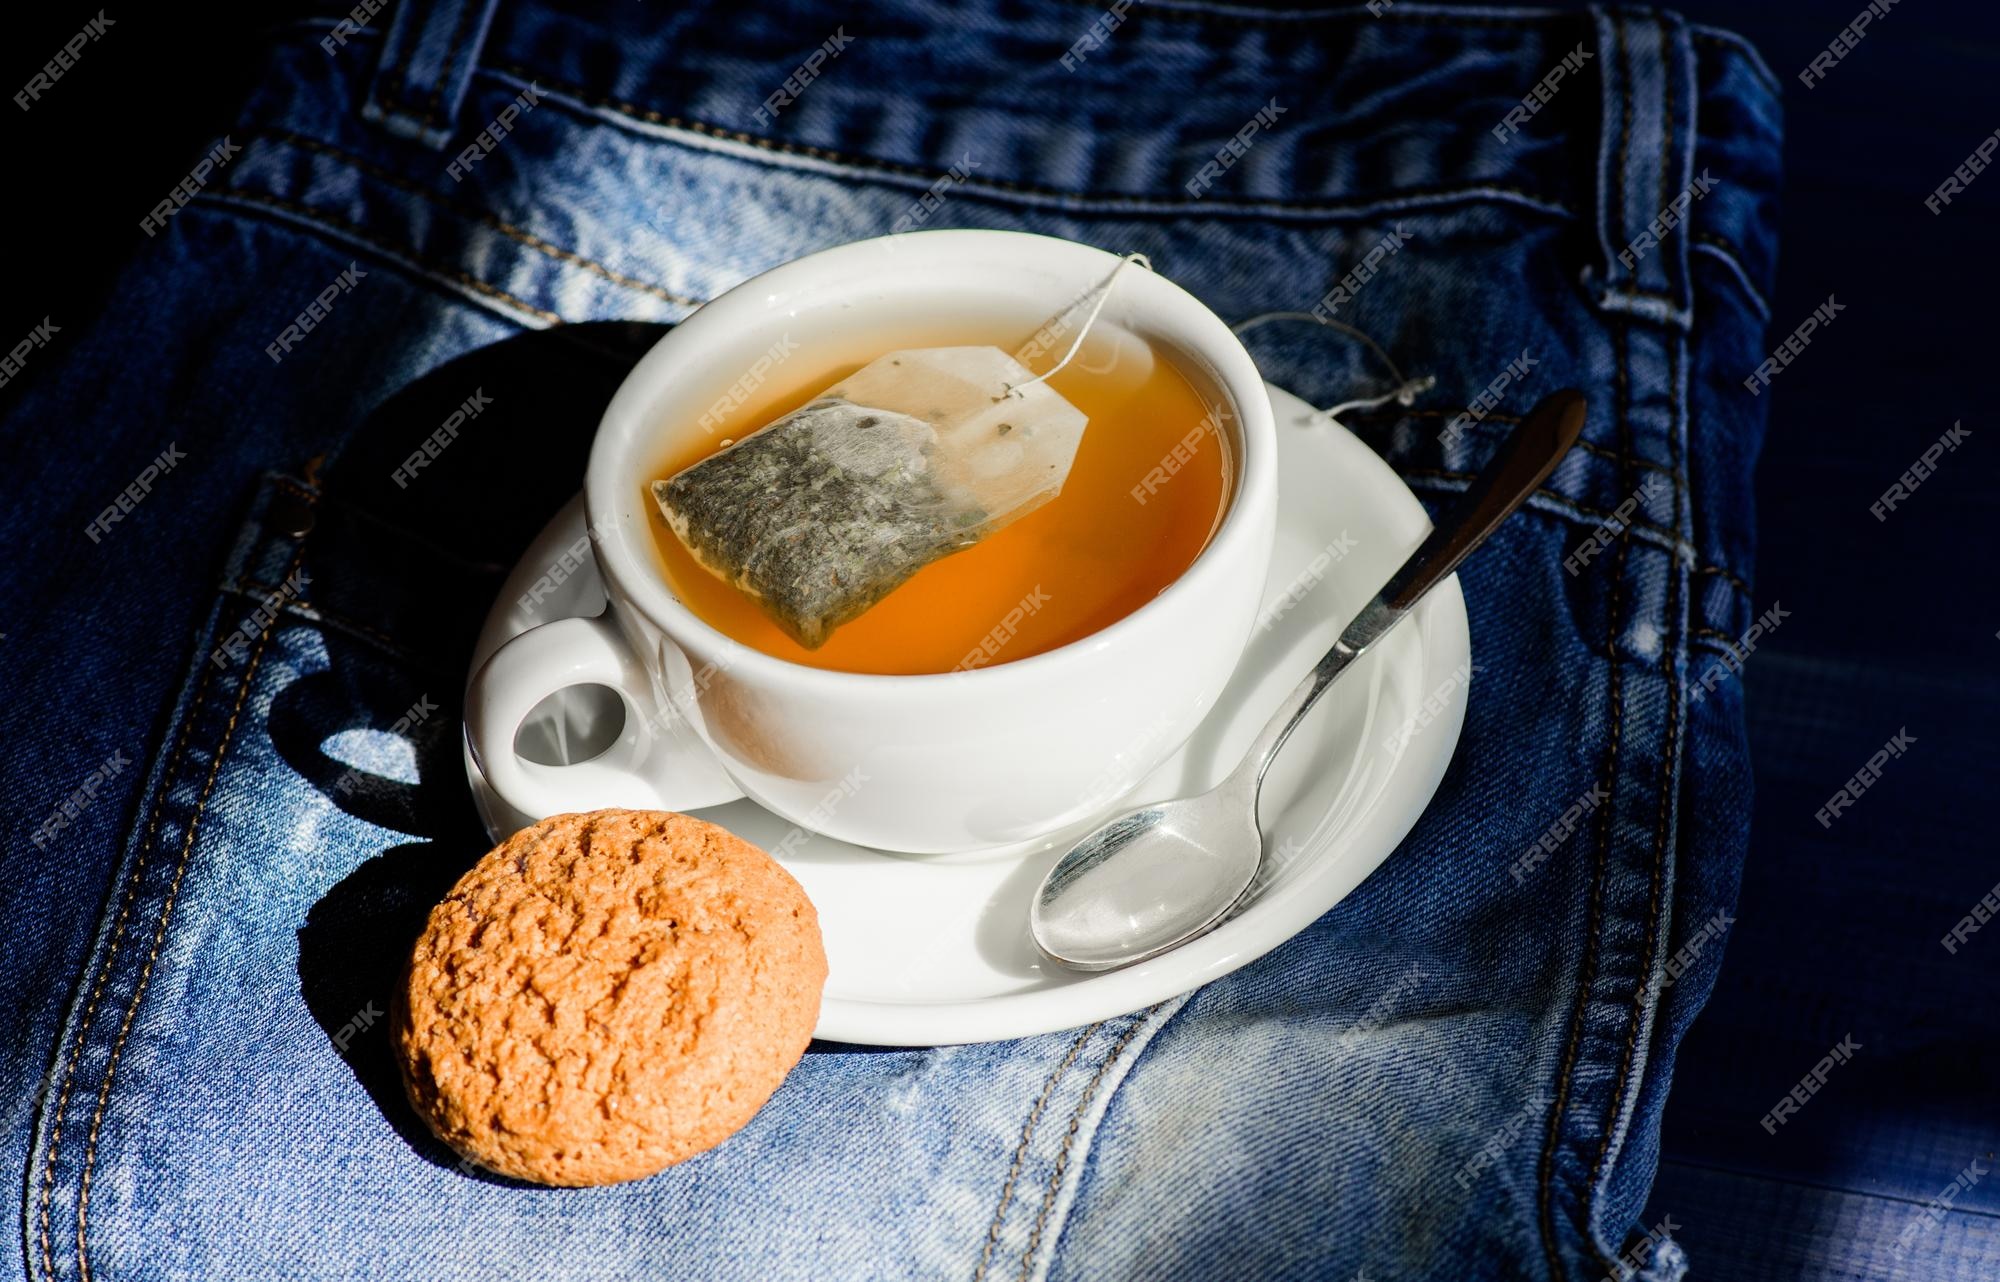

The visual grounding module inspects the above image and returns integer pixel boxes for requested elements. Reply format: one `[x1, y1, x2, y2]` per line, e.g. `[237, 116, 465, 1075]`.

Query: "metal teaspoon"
[1030, 388, 1589, 971]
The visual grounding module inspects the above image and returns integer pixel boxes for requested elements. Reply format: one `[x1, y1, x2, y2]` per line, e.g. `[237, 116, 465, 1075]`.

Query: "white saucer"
[463, 382, 1470, 1045]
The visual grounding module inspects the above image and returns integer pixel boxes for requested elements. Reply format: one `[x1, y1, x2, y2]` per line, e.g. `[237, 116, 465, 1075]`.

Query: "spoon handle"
[1233, 388, 1589, 799]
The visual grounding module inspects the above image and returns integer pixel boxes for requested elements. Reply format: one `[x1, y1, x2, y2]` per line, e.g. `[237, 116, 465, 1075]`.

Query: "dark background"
[1618, 4, 2000, 1279]
[7, 2, 1997, 1278]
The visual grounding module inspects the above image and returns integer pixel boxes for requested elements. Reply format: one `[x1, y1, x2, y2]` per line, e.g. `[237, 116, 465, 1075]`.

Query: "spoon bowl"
[1030, 787, 1263, 970]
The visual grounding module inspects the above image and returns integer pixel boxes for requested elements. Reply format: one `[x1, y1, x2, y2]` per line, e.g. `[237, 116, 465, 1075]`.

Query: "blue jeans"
[2, 2, 1780, 1278]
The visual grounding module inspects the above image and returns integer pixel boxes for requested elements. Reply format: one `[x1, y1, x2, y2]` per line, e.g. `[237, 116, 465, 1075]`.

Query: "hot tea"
[644, 322, 1232, 675]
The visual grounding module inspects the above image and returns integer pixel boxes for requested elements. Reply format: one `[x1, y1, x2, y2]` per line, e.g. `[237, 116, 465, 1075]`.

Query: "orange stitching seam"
[202, 188, 562, 325]
[240, 128, 700, 308]
[34, 655, 219, 1282]
[485, 60, 1574, 220]
[1693, 564, 1752, 598]
[73, 531, 311, 1282]
[419, 0, 485, 127]
[1343, 457, 1749, 602]
[217, 580, 416, 666]
[1045, 0, 1552, 31]
[1397, 469, 1686, 548]
[1537, 310, 1632, 1280]
[1387, 408, 1678, 480]
[1016, 1016, 1151, 1282]
[974, 1023, 1098, 1282]
[1585, 72, 1687, 1265]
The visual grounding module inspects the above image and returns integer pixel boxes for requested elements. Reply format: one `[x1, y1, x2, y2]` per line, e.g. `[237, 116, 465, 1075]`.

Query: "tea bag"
[653, 255, 1147, 648]
[653, 347, 1086, 648]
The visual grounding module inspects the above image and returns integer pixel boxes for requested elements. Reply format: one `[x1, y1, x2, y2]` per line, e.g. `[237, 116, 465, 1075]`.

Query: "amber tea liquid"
[644, 326, 1232, 675]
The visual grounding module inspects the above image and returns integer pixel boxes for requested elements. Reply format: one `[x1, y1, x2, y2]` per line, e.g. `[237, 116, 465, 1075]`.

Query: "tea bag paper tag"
[828, 346, 1088, 518]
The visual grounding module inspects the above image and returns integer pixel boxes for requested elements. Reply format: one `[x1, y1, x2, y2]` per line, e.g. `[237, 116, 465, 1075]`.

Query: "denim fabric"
[2, 2, 1779, 1279]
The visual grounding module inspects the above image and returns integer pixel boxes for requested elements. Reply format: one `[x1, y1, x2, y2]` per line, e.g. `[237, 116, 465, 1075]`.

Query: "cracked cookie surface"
[395, 809, 826, 1186]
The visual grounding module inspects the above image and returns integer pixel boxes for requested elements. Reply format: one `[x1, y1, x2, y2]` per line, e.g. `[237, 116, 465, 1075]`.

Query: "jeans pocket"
[24, 312, 703, 1279]
[25, 465, 502, 1282]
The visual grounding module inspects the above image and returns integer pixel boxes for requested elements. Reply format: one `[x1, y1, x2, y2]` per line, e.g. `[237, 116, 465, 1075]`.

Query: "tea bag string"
[1231, 311, 1435, 422]
[1004, 252, 1153, 399]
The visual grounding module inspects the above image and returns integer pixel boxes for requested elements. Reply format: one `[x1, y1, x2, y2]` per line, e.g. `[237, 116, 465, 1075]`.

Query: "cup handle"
[466, 613, 744, 821]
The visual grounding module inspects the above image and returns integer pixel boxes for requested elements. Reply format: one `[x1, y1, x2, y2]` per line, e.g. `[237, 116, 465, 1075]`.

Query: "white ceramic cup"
[466, 230, 1277, 853]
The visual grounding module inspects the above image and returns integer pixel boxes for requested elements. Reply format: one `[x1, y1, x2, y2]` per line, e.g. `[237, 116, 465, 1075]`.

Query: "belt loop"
[1586, 6, 1699, 330]
[363, 0, 504, 150]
